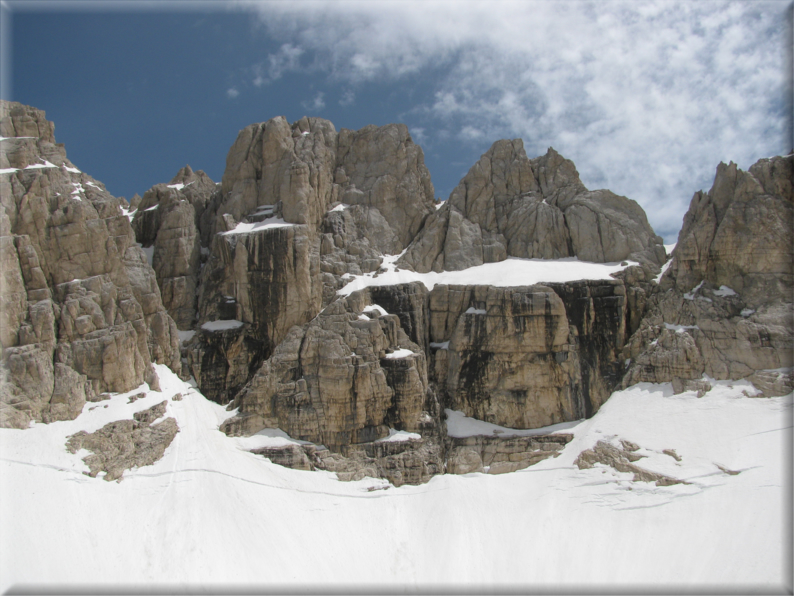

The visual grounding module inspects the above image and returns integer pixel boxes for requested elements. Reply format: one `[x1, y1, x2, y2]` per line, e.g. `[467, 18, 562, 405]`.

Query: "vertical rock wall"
[0, 101, 180, 428]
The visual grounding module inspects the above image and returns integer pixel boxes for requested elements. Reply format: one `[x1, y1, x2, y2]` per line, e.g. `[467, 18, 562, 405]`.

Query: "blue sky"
[4, 1, 791, 243]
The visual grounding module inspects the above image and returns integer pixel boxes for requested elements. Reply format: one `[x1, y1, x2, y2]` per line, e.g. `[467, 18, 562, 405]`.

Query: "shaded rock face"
[399, 142, 666, 273]
[221, 279, 627, 485]
[623, 155, 793, 395]
[428, 281, 628, 429]
[189, 224, 322, 403]
[0, 101, 180, 429]
[220, 287, 443, 452]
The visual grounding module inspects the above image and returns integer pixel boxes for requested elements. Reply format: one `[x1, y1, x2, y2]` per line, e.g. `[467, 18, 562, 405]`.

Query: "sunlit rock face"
[0, 101, 180, 428]
[622, 154, 793, 395]
[8, 100, 790, 488]
[188, 116, 436, 403]
[219, 287, 442, 452]
[131, 165, 219, 331]
[398, 141, 667, 273]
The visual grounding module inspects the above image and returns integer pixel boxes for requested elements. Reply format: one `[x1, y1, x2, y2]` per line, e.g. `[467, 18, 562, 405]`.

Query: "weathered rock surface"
[66, 400, 178, 481]
[0, 101, 180, 428]
[252, 438, 444, 487]
[399, 142, 666, 273]
[189, 224, 322, 403]
[428, 281, 628, 429]
[220, 286, 443, 451]
[575, 439, 686, 486]
[623, 155, 793, 395]
[446, 433, 572, 475]
[189, 117, 436, 402]
[131, 165, 219, 330]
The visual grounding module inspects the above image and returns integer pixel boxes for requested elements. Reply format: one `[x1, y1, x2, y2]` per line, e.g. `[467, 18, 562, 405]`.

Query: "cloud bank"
[237, 0, 789, 240]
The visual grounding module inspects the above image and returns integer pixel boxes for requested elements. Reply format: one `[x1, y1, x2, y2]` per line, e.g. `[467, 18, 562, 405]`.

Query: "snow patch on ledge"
[201, 320, 244, 332]
[683, 281, 705, 300]
[384, 348, 415, 359]
[339, 254, 638, 296]
[363, 304, 388, 316]
[24, 160, 57, 170]
[222, 217, 295, 235]
[664, 323, 699, 333]
[465, 307, 487, 315]
[376, 429, 421, 443]
[234, 428, 314, 450]
[713, 285, 737, 297]
[445, 409, 581, 438]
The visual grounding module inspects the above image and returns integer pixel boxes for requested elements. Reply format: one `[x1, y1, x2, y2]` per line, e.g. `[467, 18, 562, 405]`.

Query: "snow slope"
[0, 364, 790, 592]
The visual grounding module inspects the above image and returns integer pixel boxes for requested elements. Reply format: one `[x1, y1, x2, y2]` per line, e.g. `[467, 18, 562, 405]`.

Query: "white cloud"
[238, 0, 788, 241]
[339, 89, 355, 106]
[302, 91, 326, 112]
[409, 127, 426, 144]
[253, 43, 305, 86]
[226, 87, 240, 99]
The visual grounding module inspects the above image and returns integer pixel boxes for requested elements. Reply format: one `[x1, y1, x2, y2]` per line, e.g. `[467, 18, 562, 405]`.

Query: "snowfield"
[0, 364, 790, 592]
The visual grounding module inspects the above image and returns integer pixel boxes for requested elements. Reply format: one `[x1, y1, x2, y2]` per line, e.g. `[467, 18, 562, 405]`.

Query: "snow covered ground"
[0, 364, 790, 592]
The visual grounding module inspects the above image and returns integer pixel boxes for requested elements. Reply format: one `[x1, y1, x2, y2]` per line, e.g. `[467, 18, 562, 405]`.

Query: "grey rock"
[66, 400, 178, 481]
[446, 433, 572, 475]
[575, 440, 687, 486]
[399, 143, 665, 272]
[0, 101, 181, 428]
[623, 155, 793, 395]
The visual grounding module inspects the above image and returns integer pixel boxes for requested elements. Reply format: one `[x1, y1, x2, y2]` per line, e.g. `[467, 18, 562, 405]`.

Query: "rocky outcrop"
[398, 143, 666, 273]
[446, 433, 572, 475]
[189, 117, 436, 402]
[0, 101, 180, 429]
[189, 224, 322, 402]
[220, 286, 443, 451]
[66, 400, 178, 481]
[131, 165, 219, 330]
[575, 440, 687, 486]
[622, 155, 793, 395]
[252, 438, 444, 487]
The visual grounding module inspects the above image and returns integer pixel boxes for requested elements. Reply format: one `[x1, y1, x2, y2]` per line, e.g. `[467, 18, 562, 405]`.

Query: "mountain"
[0, 101, 790, 591]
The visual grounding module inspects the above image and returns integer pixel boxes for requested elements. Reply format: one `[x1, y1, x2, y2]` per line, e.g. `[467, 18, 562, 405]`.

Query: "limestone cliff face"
[131, 165, 219, 330]
[188, 224, 322, 403]
[220, 286, 443, 451]
[189, 116, 436, 402]
[398, 142, 666, 272]
[622, 155, 793, 394]
[8, 102, 788, 487]
[428, 281, 627, 429]
[0, 101, 180, 428]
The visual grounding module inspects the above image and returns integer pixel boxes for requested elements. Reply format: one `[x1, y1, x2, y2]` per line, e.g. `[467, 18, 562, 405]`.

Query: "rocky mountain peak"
[398, 141, 665, 273]
[0, 100, 181, 428]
